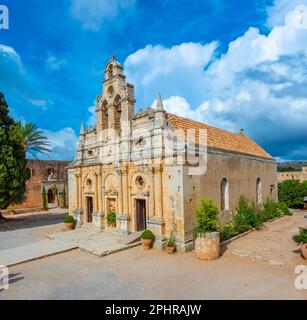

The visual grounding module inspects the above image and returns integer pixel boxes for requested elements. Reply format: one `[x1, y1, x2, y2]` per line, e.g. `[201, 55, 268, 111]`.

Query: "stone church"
[68, 56, 277, 251]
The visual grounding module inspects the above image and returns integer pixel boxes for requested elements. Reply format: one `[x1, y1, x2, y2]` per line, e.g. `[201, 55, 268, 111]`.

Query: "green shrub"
[64, 215, 74, 223]
[41, 186, 48, 210]
[107, 212, 116, 225]
[220, 223, 238, 241]
[193, 199, 219, 237]
[278, 180, 307, 208]
[141, 229, 154, 239]
[166, 231, 175, 247]
[277, 201, 292, 216]
[293, 228, 307, 245]
[233, 196, 262, 233]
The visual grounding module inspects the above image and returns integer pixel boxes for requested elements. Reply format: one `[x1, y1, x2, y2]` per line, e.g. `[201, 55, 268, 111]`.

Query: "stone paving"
[0, 209, 141, 266]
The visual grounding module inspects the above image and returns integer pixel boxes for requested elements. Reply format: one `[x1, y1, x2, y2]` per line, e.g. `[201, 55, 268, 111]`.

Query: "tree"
[0, 93, 30, 220]
[61, 187, 67, 208]
[41, 186, 48, 211]
[278, 180, 306, 208]
[15, 122, 51, 158]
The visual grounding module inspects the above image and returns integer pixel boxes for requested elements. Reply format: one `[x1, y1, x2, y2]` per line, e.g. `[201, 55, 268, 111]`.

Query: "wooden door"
[136, 199, 146, 231]
[87, 197, 93, 223]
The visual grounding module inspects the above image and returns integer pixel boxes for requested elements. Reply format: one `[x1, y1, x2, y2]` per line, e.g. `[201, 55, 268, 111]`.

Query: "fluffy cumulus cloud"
[70, 0, 135, 31]
[126, 5, 307, 160]
[44, 127, 78, 161]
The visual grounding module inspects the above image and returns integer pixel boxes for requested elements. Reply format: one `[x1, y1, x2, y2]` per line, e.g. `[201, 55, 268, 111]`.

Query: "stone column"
[75, 173, 79, 208]
[97, 169, 103, 214]
[116, 166, 130, 234]
[154, 165, 163, 219]
[122, 167, 129, 215]
[116, 169, 123, 214]
[146, 164, 165, 249]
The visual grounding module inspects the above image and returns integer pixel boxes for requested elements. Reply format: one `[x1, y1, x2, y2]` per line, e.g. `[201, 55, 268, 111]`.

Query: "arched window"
[256, 178, 262, 204]
[107, 64, 113, 78]
[220, 178, 229, 211]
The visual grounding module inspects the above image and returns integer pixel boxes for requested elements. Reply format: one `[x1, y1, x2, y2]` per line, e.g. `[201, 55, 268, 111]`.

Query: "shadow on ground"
[0, 211, 68, 231]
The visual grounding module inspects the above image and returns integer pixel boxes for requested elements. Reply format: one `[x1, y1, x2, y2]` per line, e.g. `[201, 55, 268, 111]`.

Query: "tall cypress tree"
[0, 93, 30, 220]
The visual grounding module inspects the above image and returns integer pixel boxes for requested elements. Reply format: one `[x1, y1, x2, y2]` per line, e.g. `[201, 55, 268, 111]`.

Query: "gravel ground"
[1, 209, 306, 300]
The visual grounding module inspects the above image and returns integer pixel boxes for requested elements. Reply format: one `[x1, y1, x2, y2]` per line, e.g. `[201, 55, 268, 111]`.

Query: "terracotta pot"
[166, 246, 175, 254]
[141, 238, 152, 250]
[195, 232, 220, 260]
[65, 222, 74, 230]
[301, 243, 307, 259]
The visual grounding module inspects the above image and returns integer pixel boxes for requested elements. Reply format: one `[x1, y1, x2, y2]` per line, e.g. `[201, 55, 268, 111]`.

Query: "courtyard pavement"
[0, 209, 306, 299]
[0, 208, 141, 266]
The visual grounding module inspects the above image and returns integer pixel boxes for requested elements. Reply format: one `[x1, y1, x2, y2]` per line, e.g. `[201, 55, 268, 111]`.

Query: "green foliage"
[278, 180, 307, 208]
[0, 92, 30, 212]
[233, 196, 262, 233]
[41, 186, 48, 210]
[107, 212, 116, 225]
[14, 122, 51, 158]
[292, 228, 307, 245]
[61, 187, 67, 208]
[278, 166, 297, 172]
[141, 229, 154, 239]
[64, 215, 74, 223]
[193, 199, 219, 237]
[166, 231, 175, 247]
[220, 223, 238, 242]
[220, 196, 291, 242]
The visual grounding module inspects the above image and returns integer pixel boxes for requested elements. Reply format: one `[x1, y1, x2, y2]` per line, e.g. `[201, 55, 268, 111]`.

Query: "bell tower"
[96, 54, 135, 135]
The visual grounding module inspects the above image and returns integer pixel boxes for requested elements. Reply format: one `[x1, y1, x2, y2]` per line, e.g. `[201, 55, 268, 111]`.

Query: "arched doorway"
[47, 189, 55, 203]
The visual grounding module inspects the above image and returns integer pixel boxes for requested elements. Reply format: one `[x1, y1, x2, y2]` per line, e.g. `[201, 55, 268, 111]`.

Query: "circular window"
[136, 176, 145, 187]
[108, 86, 114, 97]
[86, 178, 92, 187]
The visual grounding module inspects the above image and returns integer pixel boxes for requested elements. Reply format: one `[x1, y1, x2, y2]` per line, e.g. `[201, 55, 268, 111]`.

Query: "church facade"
[68, 57, 277, 251]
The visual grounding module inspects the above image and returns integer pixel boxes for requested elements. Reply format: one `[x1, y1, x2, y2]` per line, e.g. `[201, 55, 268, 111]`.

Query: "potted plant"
[64, 215, 75, 230]
[293, 227, 307, 259]
[193, 199, 220, 260]
[107, 211, 116, 227]
[140, 229, 154, 250]
[166, 231, 176, 254]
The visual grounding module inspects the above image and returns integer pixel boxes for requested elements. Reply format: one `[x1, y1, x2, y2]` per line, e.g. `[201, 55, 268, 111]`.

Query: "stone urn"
[195, 232, 220, 260]
[301, 243, 307, 259]
[141, 238, 152, 250]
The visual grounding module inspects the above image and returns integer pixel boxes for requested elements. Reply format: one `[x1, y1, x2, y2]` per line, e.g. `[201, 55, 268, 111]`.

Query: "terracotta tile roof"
[165, 113, 273, 160]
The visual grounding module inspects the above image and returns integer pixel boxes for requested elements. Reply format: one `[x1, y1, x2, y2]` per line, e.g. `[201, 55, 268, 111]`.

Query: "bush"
[233, 196, 262, 233]
[193, 199, 219, 237]
[220, 223, 238, 241]
[278, 180, 307, 208]
[41, 186, 48, 211]
[64, 215, 74, 223]
[141, 229, 154, 239]
[293, 228, 307, 245]
[107, 212, 116, 225]
[220, 197, 291, 242]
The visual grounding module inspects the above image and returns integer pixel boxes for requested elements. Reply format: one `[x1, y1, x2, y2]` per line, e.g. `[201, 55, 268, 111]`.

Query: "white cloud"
[45, 127, 78, 160]
[126, 5, 307, 160]
[46, 55, 67, 71]
[87, 101, 96, 127]
[125, 42, 217, 107]
[266, 0, 307, 28]
[70, 0, 135, 31]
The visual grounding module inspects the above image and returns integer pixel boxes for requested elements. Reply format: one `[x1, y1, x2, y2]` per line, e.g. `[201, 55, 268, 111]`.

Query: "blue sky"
[0, 0, 307, 161]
